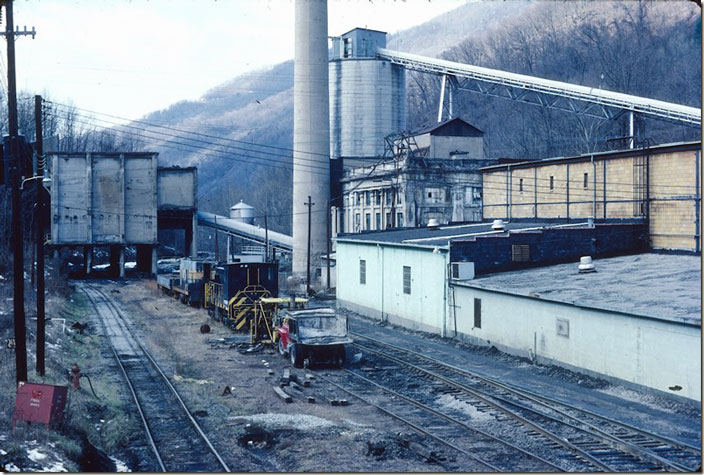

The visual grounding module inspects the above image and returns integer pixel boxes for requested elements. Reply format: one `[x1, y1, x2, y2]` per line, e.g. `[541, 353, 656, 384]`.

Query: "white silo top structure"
[230, 201, 255, 225]
[292, 0, 331, 286]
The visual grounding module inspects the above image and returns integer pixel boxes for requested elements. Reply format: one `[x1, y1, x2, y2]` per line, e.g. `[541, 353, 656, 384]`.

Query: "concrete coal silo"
[292, 0, 330, 288]
[329, 28, 406, 170]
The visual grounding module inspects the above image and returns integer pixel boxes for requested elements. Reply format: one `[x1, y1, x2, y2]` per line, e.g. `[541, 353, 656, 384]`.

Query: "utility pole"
[264, 210, 269, 262]
[34, 95, 45, 376]
[6, 0, 27, 384]
[304, 196, 314, 296]
[325, 201, 330, 290]
[214, 215, 219, 262]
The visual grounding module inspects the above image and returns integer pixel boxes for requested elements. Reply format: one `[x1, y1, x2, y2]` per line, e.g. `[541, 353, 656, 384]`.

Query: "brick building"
[481, 141, 701, 253]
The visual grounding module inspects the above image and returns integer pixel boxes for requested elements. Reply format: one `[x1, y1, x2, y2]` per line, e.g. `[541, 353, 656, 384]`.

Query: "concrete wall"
[336, 241, 448, 334]
[157, 167, 196, 210]
[431, 135, 484, 160]
[451, 284, 701, 402]
[51, 152, 158, 245]
[329, 59, 406, 166]
[482, 143, 701, 252]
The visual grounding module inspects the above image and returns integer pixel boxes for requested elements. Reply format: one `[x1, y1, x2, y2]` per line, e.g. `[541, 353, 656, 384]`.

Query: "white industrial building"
[336, 222, 701, 402]
[337, 117, 495, 234]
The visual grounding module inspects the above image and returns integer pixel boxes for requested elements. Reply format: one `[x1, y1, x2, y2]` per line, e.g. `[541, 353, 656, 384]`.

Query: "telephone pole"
[6, 0, 27, 384]
[35, 95, 45, 377]
[304, 196, 314, 296]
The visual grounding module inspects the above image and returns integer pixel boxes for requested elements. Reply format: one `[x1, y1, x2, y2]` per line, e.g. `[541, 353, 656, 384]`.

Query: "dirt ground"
[89, 278, 701, 472]
[110, 279, 444, 472]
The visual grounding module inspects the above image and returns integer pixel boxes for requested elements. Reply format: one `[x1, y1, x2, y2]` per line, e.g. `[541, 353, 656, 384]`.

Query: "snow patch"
[111, 456, 131, 472]
[597, 386, 674, 413]
[435, 393, 494, 422]
[27, 448, 47, 462]
[0, 449, 7, 455]
[235, 413, 335, 431]
[5, 463, 20, 472]
[36, 461, 67, 472]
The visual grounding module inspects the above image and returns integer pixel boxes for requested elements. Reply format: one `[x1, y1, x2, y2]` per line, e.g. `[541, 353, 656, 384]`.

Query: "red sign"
[12, 382, 68, 429]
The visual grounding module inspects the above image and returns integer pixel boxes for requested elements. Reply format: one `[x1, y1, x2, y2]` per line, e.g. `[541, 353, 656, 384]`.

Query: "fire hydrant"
[70, 364, 82, 389]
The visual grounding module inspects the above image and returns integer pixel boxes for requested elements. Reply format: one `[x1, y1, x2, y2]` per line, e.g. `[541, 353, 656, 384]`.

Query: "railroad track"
[80, 282, 230, 473]
[348, 332, 701, 472]
[314, 369, 565, 472]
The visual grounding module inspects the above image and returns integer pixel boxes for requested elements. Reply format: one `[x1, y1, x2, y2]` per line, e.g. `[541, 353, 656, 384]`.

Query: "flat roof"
[336, 221, 582, 247]
[455, 253, 701, 324]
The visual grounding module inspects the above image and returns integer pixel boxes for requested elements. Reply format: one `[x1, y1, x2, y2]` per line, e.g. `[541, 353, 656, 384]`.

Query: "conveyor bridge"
[197, 211, 292, 252]
[377, 48, 700, 126]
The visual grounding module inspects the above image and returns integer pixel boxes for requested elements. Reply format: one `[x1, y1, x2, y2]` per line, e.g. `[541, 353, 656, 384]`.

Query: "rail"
[80, 283, 231, 472]
[351, 331, 700, 472]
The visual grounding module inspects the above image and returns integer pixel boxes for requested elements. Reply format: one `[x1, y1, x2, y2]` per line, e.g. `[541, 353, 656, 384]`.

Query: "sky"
[11, 0, 468, 120]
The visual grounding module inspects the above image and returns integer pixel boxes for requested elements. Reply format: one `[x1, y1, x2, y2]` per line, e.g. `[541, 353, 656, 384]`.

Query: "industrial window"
[474, 298, 481, 328]
[584, 172, 589, 188]
[375, 213, 381, 230]
[519, 178, 524, 192]
[365, 213, 371, 230]
[403, 266, 411, 294]
[549, 176, 554, 190]
[359, 259, 366, 285]
[511, 244, 530, 262]
[397, 213, 404, 227]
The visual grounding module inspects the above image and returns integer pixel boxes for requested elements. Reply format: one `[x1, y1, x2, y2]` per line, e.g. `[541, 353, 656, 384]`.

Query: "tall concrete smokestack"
[292, 0, 330, 287]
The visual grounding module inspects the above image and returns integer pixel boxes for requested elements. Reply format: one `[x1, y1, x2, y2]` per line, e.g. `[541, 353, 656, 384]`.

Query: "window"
[397, 213, 404, 227]
[519, 178, 524, 192]
[584, 172, 589, 188]
[385, 212, 391, 228]
[403, 266, 411, 294]
[343, 38, 352, 58]
[549, 176, 554, 191]
[397, 190, 402, 204]
[511, 244, 530, 262]
[474, 298, 481, 328]
[354, 213, 360, 232]
[556, 318, 569, 338]
[365, 213, 371, 230]
[365, 191, 370, 206]
[356, 193, 361, 205]
[375, 212, 381, 230]
[359, 259, 366, 285]
[375, 191, 381, 206]
[385, 190, 392, 206]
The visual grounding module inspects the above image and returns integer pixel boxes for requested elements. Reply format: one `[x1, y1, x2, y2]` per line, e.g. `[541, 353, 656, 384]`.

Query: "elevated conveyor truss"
[376, 48, 700, 126]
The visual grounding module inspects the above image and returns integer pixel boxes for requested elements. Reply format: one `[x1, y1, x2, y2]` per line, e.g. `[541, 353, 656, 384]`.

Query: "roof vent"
[427, 218, 440, 228]
[491, 219, 505, 231]
[578, 256, 596, 273]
